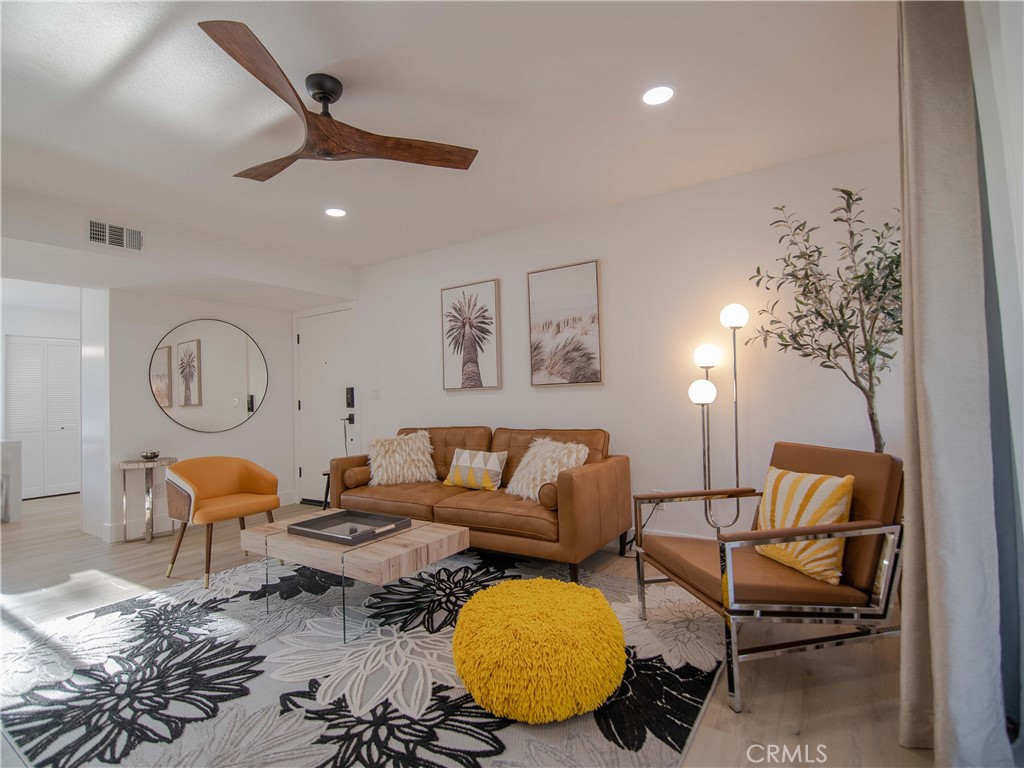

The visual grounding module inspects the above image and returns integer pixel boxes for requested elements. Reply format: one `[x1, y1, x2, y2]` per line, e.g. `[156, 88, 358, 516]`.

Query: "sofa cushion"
[341, 482, 470, 521]
[399, 427, 492, 480]
[443, 449, 508, 491]
[505, 438, 588, 502]
[343, 466, 371, 489]
[492, 428, 609, 487]
[538, 482, 558, 510]
[369, 431, 436, 486]
[434, 491, 558, 541]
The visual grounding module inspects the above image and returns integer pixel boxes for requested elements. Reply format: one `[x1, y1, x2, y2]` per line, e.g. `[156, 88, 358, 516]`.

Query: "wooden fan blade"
[234, 154, 301, 181]
[315, 117, 477, 170]
[199, 21, 307, 122]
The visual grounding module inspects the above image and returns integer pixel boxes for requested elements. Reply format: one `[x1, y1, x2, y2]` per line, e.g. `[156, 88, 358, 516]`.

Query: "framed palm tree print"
[441, 279, 501, 390]
[176, 339, 202, 406]
[528, 260, 602, 385]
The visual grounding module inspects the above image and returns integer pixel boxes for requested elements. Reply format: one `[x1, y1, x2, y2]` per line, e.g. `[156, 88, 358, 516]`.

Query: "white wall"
[1, 305, 79, 340]
[80, 288, 110, 539]
[354, 139, 904, 537]
[104, 290, 296, 540]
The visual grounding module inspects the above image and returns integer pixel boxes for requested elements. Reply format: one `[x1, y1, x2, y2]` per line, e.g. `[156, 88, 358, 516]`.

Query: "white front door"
[296, 310, 359, 503]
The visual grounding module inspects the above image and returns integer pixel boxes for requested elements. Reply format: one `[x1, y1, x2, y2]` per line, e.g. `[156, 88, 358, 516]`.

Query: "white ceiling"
[1, 1, 897, 271]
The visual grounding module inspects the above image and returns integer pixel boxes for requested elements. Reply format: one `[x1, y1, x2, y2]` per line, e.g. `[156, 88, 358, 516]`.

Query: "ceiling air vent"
[88, 220, 143, 251]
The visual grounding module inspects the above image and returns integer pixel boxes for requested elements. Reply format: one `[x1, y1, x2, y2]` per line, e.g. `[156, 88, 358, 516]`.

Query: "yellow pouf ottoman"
[452, 577, 626, 724]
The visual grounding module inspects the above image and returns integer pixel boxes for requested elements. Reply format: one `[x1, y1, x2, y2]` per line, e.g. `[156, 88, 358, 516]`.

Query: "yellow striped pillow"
[755, 466, 855, 585]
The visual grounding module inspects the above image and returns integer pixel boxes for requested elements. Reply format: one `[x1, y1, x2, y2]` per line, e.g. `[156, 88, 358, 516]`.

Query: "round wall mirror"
[149, 319, 268, 433]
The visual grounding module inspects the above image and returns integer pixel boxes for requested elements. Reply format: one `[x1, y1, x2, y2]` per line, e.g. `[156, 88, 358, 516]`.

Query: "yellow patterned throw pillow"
[443, 449, 508, 491]
[755, 466, 855, 585]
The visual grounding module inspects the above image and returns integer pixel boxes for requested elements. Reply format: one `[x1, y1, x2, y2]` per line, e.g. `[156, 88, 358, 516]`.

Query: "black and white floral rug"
[0, 551, 723, 768]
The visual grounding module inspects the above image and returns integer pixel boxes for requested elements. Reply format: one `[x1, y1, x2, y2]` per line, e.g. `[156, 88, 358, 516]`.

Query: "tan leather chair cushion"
[193, 493, 281, 525]
[491, 428, 610, 487]
[341, 482, 469, 521]
[434, 491, 558, 541]
[769, 442, 903, 593]
[643, 534, 870, 607]
[398, 427, 492, 480]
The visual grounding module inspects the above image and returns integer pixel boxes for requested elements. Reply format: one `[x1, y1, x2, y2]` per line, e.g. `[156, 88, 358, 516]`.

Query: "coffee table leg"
[265, 538, 270, 615]
[341, 559, 347, 644]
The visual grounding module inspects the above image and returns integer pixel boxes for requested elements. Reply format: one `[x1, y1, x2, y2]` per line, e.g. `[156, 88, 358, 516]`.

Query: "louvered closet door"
[3, 337, 81, 498]
[44, 340, 81, 494]
[4, 338, 45, 498]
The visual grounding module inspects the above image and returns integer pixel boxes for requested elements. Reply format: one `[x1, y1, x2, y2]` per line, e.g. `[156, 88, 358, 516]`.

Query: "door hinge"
[296, 333, 300, 344]
[297, 400, 301, 410]
[299, 467, 303, 478]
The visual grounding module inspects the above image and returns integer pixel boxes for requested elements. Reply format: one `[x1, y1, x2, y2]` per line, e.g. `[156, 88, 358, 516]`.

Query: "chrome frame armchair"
[634, 442, 904, 713]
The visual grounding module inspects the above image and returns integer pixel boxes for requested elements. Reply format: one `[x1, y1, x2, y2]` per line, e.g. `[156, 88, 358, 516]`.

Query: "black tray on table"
[286, 509, 411, 545]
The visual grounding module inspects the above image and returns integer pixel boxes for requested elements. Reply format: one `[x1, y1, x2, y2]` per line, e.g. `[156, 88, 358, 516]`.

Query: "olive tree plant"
[749, 188, 902, 452]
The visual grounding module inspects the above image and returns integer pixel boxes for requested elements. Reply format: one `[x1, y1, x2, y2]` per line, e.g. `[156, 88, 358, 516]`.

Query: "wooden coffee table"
[241, 508, 470, 639]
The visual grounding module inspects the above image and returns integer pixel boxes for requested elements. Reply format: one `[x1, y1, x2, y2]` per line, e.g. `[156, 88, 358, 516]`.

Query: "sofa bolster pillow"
[538, 482, 558, 511]
[344, 466, 372, 489]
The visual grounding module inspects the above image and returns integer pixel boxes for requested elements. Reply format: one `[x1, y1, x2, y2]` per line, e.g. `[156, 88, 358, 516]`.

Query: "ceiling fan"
[198, 20, 478, 181]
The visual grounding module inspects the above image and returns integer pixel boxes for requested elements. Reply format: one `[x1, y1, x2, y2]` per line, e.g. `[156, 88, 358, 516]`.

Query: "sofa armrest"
[556, 455, 631, 562]
[330, 455, 369, 507]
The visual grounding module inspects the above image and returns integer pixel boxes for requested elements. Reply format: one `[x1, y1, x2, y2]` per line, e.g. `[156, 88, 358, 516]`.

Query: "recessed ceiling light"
[642, 86, 674, 106]
[325, 208, 347, 217]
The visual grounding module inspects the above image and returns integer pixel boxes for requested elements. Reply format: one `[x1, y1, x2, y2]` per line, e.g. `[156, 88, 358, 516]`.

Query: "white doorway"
[4, 336, 81, 498]
[296, 309, 359, 503]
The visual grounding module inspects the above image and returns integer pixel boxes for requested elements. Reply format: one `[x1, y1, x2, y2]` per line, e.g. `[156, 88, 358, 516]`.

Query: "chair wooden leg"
[619, 531, 628, 557]
[166, 522, 188, 578]
[204, 524, 213, 589]
[569, 563, 579, 583]
[239, 517, 248, 556]
[724, 617, 742, 712]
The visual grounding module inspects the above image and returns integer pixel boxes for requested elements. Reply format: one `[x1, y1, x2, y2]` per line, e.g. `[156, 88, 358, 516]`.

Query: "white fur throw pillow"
[505, 437, 589, 502]
[368, 431, 437, 486]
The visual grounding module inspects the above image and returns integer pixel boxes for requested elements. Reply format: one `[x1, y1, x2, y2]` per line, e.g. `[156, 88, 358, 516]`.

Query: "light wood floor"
[1, 495, 932, 767]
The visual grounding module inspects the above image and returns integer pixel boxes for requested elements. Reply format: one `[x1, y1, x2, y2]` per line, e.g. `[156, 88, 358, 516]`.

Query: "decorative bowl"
[140, 451, 160, 461]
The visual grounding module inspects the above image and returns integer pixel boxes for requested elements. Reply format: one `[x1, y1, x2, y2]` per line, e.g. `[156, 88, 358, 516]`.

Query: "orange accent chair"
[634, 442, 904, 712]
[165, 457, 280, 588]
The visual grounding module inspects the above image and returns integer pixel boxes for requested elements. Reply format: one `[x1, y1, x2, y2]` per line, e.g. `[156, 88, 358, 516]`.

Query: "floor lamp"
[687, 377, 717, 528]
[719, 304, 749, 521]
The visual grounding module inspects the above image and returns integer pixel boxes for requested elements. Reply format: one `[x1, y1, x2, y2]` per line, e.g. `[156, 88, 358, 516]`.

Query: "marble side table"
[118, 457, 178, 542]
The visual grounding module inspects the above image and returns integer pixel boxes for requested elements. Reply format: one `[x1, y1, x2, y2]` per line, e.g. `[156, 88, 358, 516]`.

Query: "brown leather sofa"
[329, 426, 631, 579]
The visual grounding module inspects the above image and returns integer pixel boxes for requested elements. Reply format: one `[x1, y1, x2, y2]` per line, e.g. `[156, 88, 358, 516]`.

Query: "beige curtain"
[898, 3, 1013, 764]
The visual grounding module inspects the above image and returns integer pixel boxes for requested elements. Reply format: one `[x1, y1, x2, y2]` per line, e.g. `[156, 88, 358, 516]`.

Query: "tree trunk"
[864, 389, 885, 453]
[460, 325, 482, 388]
[184, 381, 192, 406]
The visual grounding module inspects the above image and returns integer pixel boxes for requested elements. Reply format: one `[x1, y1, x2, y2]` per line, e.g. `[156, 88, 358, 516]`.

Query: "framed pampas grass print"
[528, 260, 602, 386]
[441, 279, 501, 390]
[150, 346, 171, 408]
